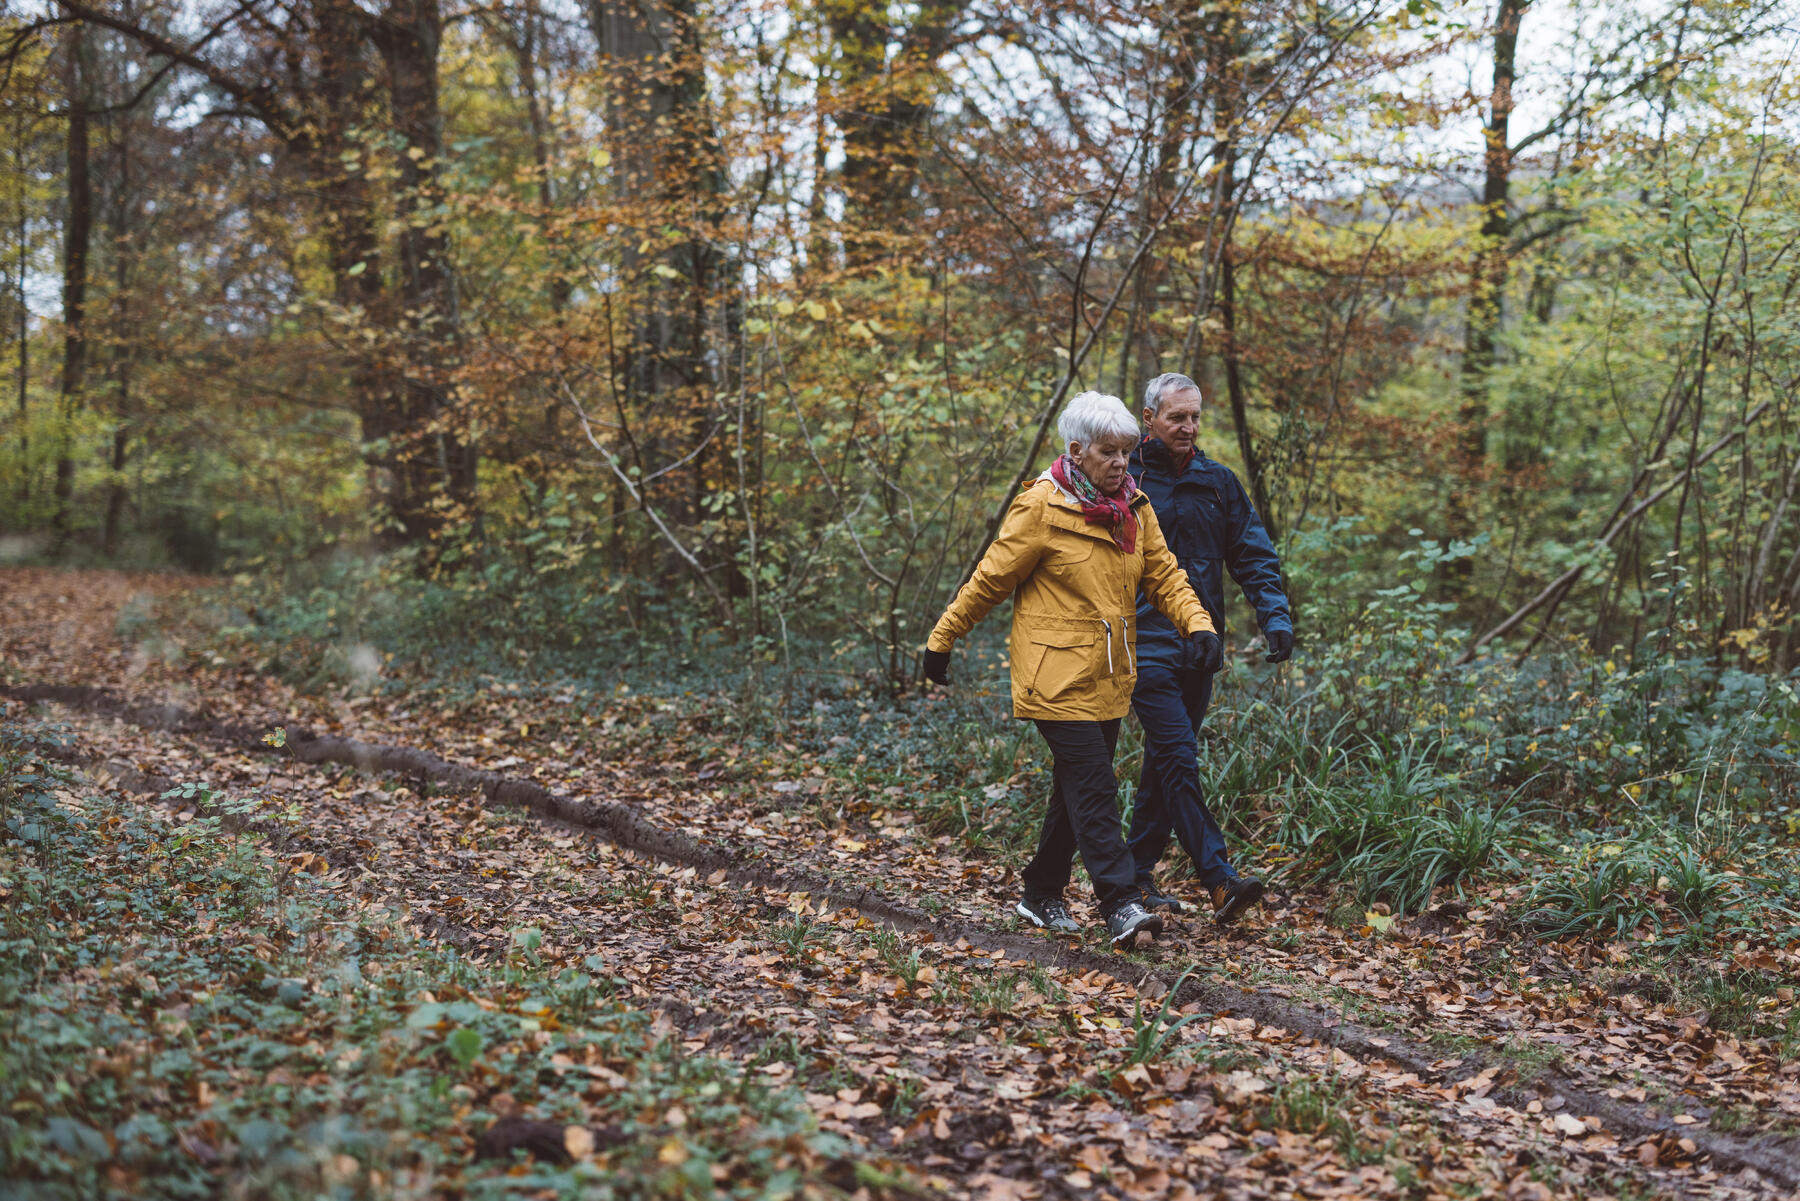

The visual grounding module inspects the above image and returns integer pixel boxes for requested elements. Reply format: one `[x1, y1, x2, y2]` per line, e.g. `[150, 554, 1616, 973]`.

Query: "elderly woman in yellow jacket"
[922, 391, 1220, 946]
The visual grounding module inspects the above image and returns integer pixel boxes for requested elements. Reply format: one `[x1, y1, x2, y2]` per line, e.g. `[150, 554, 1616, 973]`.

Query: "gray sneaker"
[1106, 900, 1164, 946]
[1015, 895, 1079, 933]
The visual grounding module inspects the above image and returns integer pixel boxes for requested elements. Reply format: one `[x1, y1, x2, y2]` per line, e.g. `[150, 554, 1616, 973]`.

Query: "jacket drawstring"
[1102, 619, 1114, 675]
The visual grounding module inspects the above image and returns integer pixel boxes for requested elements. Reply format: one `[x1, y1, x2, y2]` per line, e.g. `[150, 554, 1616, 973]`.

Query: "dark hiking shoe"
[1106, 900, 1164, 946]
[1015, 895, 1080, 933]
[1140, 884, 1185, 913]
[1209, 876, 1266, 926]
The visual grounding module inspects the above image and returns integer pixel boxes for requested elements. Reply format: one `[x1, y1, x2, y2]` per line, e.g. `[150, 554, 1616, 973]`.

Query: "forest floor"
[3, 566, 1798, 1200]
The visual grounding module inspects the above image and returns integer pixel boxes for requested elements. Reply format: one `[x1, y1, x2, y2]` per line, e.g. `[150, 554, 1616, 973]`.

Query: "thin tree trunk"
[1454, 0, 1528, 499]
[54, 23, 91, 551]
[103, 70, 134, 556]
[1219, 240, 1274, 540]
[13, 104, 27, 503]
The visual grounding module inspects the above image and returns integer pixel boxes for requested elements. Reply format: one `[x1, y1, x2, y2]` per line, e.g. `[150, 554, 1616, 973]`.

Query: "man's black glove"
[1265, 628, 1294, 664]
[922, 648, 951, 685]
[1186, 630, 1223, 676]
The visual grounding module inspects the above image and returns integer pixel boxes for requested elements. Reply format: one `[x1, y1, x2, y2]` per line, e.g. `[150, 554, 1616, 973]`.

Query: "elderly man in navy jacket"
[1129, 372, 1293, 924]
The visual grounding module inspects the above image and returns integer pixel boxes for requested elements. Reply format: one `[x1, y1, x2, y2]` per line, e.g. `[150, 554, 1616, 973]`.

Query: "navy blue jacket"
[1131, 441, 1291, 671]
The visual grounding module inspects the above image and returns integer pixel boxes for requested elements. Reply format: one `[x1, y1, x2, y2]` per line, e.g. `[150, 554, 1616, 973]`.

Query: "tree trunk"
[485, 0, 568, 453]
[1199, 4, 1274, 535]
[13, 103, 27, 503]
[1220, 241, 1275, 542]
[1457, 0, 1528, 483]
[310, 0, 403, 544]
[822, 0, 961, 270]
[373, 0, 477, 547]
[54, 23, 91, 551]
[587, 0, 725, 536]
[102, 52, 135, 557]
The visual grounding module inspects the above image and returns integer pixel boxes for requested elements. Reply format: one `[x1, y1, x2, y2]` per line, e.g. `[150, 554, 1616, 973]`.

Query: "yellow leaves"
[804, 300, 827, 322]
[1364, 910, 1396, 935]
[287, 852, 329, 875]
[262, 727, 288, 748]
[587, 146, 611, 169]
[562, 1125, 594, 1160]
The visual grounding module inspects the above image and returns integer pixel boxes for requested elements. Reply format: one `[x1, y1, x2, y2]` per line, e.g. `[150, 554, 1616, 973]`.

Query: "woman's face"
[1071, 432, 1136, 494]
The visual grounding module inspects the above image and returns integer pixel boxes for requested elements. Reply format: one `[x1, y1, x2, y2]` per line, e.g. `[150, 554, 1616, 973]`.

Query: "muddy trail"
[4, 567, 1797, 1199]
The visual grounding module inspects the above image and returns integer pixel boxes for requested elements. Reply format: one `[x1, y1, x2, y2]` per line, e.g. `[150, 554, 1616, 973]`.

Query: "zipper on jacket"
[1124, 619, 1134, 674]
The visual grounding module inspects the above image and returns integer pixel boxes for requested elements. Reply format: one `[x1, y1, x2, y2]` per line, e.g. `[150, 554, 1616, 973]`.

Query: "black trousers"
[1128, 664, 1235, 888]
[1020, 718, 1138, 916]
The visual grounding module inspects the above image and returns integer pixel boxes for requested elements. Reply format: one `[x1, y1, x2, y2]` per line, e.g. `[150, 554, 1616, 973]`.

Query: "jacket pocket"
[1024, 626, 1099, 702]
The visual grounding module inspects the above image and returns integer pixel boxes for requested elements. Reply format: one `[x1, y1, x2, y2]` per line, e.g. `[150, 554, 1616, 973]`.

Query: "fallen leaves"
[7, 567, 1800, 1200]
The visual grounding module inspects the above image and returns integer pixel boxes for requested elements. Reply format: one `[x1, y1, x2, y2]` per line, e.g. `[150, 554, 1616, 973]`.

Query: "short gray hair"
[1057, 390, 1139, 448]
[1142, 372, 1201, 416]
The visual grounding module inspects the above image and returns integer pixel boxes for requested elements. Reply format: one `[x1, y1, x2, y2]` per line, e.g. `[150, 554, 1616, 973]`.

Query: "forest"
[2, 0, 1800, 1197]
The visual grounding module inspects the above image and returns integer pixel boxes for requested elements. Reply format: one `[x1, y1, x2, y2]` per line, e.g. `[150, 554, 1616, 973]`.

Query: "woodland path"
[3, 566, 1797, 1200]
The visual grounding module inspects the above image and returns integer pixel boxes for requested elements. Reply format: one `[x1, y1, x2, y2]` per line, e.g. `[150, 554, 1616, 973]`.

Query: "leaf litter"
[3, 566, 1796, 1198]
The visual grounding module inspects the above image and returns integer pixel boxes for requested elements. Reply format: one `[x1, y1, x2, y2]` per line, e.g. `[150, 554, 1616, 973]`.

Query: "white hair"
[1142, 372, 1201, 416]
[1058, 391, 1139, 449]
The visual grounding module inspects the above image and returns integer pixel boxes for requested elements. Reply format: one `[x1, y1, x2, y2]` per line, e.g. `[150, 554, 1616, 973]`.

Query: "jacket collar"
[1132, 445, 1219, 494]
[1038, 467, 1149, 506]
[1132, 440, 1210, 476]
[1035, 471, 1151, 525]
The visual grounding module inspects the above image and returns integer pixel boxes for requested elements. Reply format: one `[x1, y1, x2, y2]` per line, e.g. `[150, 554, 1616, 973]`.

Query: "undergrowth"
[150, 531, 1800, 963]
[0, 720, 883, 1200]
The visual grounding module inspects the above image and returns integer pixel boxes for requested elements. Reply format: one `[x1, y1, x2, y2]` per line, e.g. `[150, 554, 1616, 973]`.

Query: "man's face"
[1144, 386, 1202, 455]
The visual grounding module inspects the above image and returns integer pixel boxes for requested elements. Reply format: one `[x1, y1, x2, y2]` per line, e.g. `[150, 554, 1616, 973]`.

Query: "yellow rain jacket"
[928, 476, 1215, 721]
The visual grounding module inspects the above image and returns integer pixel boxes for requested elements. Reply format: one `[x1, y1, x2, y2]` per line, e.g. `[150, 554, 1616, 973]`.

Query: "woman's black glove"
[922, 648, 951, 685]
[1186, 630, 1223, 676]
[1265, 628, 1294, 663]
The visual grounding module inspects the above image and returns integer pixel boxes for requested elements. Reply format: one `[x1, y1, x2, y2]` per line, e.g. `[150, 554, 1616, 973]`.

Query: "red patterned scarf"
[1050, 454, 1138, 553]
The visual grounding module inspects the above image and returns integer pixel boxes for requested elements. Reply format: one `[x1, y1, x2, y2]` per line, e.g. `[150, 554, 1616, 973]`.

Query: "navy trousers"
[1020, 718, 1139, 916]
[1127, 663, 1236, 888]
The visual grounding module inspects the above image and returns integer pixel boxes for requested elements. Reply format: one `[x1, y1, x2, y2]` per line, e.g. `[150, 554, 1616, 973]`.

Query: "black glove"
[1265, 628, 1294, 664]
[1186, 630, 1223, 676]
[922, 648, 951, 685]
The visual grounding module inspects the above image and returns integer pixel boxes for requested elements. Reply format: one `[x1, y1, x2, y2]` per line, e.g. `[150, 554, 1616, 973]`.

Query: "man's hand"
[1186, 630, 1223, 676]
[1265, 628, 1294, 664]
[922, 648, 951, 685]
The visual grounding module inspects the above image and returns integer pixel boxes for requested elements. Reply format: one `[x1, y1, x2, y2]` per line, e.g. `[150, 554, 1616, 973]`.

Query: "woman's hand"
[922, 648, 951, 685]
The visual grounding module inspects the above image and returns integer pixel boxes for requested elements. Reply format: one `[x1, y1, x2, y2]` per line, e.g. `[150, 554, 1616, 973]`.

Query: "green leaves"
[0, 748, 853, 1198]
[446, 1026, 484, 1067]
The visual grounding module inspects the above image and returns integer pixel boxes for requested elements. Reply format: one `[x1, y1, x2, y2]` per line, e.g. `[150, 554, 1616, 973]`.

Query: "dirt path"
[4, 566, 1795, 1199]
